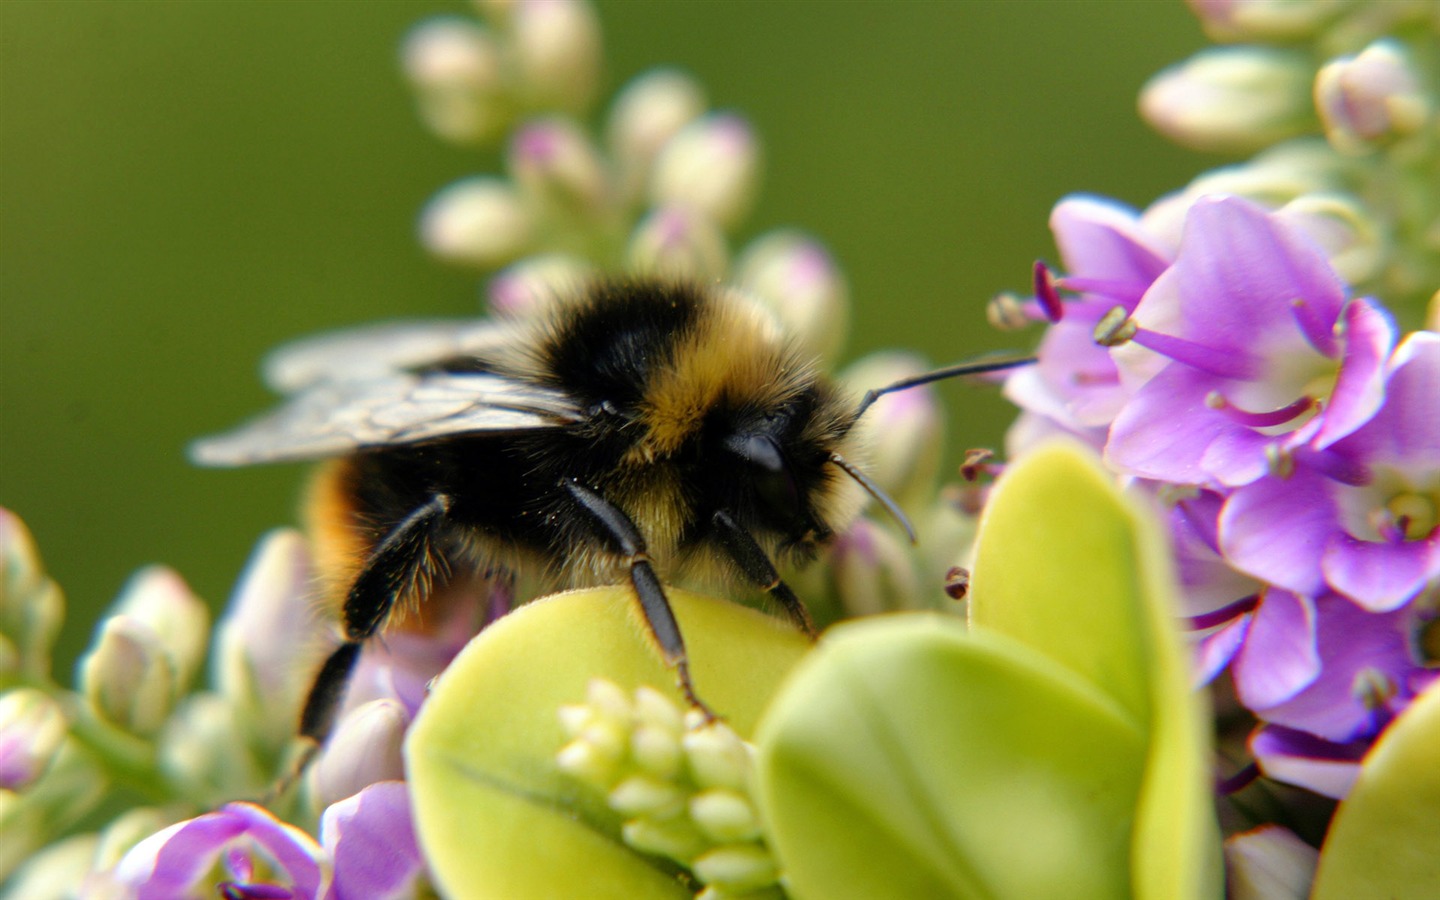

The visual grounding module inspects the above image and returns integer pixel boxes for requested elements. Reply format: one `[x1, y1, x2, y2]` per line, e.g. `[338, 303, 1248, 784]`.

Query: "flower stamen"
[1204, 391, 1316, 428]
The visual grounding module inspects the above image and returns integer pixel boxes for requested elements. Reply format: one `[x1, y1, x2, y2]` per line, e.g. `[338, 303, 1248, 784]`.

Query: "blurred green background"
[1, 1, 1208, 673]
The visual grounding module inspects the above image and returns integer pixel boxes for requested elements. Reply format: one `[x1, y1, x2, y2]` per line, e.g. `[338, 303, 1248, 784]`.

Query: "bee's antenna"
[829, 452, 917, 544]
[853, 354, 1037, 421]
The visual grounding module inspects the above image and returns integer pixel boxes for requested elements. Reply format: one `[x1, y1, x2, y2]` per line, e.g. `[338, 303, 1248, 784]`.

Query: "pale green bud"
[682, 722, 752, 792]
[691, 843, 779, 892]
[110, 566, 208, 695]
[650, 113, 760, 230]
[93, 806, 175, 871]
[0, 508, 65, 679]
[81, 616, 176, 736]
[626, 206, 730, 282]
[1188, 0, 1346, 41]
[630, 723, 682, 780]
[607, 69, 708, 204]
[509, 117, 611, 218]
[622, 815, 709, 862]
[736, 231, 850, 364]
[585, 676, 633, 722]
[159, 693, 267, 805]
[0, 688, 67, 792]
[828, 517, 924, 616]
[840, 353, 944, 508]
[487, 253, 595, 316]
[1277, 193, 1384, 284]
[608, 774, 685, 818]
[0, 833, 101, 900]
[1140, 47, 1314, 153]
[420, 176, 533, 269]
[633, 684, 684, 735]
[510, 0, 602, 114]
[688, 788, 761, 843]
[1315, 40, 1430, 156]
[308, 698, 408, 809]
[402, 17, 506, 145]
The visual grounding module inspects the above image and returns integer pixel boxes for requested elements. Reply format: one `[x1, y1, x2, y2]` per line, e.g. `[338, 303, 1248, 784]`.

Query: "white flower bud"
[688, 788, 761, 843]
[487, 253, 594, 316]
[0, 688, 67, 792]
[1315, 40, 1430, 156]
[0, 508, 64, 679]
[829, 518, 924, 616]
[630, 723, 682, 780]
[1188, 0, 1346, 41]
[159, 693, 267, 803]
[402, 17, 506, 145]
[691, 843, 778, 891]
[608, 774, 685, 818]
[632, 684, 684, 735]
[420, 177, 534, 269]
[215, 530, 331, 749]
[586, 677, 632, 722]
[736, 231, 850, 364]
[650, 113, 761, 229]
[508, 117, 611, 218]
[111, 566, 208, 695]
[626, 206, 730, 282]
[1140, 47, 1314, 153]
[621, 816, 708, 862]
[556, 736, 619, 786]
[80, 616, 174, 735]
[841, 353, 944, 507]
[307, 698, 408, 810]
[682, 722, 751, 792]
[1276, 193, 1383, 284]
[2, 833, 102, 900]
[607, 69, 707, 203]
[510, 0, 602, 113]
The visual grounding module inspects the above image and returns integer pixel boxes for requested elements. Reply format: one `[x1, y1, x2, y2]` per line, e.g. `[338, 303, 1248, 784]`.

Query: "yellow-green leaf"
[405, 585, 809, 900]
[756, 613, 1146, 900]
[1312, 678, 1440, 899]
[969, 440, 1220, 900]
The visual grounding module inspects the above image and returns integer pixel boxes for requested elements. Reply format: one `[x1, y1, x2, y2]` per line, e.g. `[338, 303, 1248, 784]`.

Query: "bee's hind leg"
[561, 479, 717, 722]
[298, 493, 453, 746]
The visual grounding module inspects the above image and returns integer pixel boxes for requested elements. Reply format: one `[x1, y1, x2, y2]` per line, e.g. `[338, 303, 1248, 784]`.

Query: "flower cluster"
[995, 0, 1440, 813]
[556, 680, 780, 900]
[0, 516, 451, 897]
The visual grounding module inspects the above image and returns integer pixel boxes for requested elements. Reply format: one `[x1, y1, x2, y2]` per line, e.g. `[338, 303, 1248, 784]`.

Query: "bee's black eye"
[724, 433, 801, 521]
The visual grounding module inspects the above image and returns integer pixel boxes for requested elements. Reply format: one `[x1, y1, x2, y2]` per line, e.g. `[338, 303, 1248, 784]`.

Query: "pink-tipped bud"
[401, 17, 505, 145]
[650, 113, 760, 230]
[626, 206, 730, 282]
[735, 231, 849, 363]
[1315, 40, 1430, 156]
[1140, 47, 1313, 154]
[607, 69, 708, 204]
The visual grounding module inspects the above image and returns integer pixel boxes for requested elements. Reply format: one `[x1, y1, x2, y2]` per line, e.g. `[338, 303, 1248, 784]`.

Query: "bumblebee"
[193, 277, 1025, 745]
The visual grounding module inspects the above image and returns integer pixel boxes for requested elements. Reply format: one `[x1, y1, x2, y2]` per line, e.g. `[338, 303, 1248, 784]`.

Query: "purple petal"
[1250, 724, 1366, 799]
[1168, 196, 1346, 357]
[1198, 426, 1276, 487]
[1049, 195, 1171, 289]
[1233, 590, 1319, 710]
[321, 782, 424, 900]
[1003, 318, 1127, 429]
[1322, 532, 1437, 612]
[1219, 469, 1336, 596]
[1332, 331, 1440, 466]
[1195, 614, 1250, 686]
[1254, 594, 1421, 741]
[1312, 298, 1394, 448]
[1105, 364, 1231, 484]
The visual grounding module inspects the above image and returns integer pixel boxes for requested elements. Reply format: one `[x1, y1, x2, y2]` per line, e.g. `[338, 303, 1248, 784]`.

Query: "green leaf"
[405, 585, 810, 900]
[756, 613, 1147, 900]
[970, 441, 1220, 900]
[1312, 678, 1440, 899]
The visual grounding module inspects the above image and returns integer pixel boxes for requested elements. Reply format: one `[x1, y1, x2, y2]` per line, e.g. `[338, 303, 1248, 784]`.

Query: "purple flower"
[1105, 195, 1391, 488]
[320, 782, 427, 900]
[1002, 195, 1173, 436]
[1220, 331, 1440, 610]
[112, 802, 328, 899]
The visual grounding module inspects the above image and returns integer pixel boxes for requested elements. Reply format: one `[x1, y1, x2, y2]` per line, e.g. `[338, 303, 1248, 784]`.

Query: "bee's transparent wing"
[262, 319, 515, 393]
[190, 371, 582, 466]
